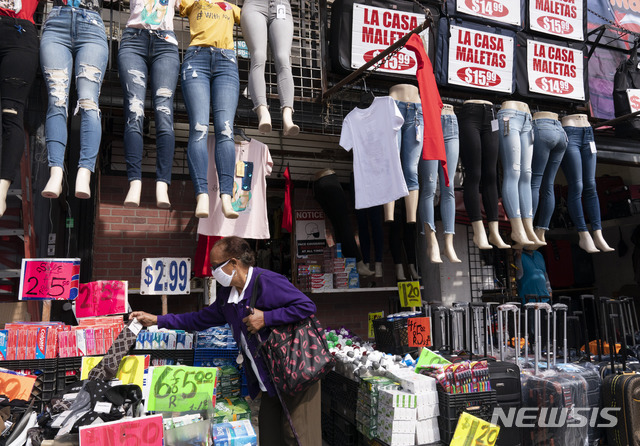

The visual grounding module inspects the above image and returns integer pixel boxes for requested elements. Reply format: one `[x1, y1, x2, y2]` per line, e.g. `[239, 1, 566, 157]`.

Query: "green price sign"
[398, 281, 422, 308]
[147, 366, 216, 412]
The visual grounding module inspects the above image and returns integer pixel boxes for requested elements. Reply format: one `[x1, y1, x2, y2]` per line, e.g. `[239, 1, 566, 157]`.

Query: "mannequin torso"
[463, 99, 492, 105]
[442, 104, 455, 115]
[533, 111, 559, 121]
[561, 114, 590, 128]
[389, 84, 420, 103]
[314, 168, 335, 181]
[501, 100, 530, 114]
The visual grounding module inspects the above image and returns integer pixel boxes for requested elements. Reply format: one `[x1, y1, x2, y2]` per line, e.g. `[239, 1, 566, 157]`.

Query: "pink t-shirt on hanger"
[197, 137, 273, 239]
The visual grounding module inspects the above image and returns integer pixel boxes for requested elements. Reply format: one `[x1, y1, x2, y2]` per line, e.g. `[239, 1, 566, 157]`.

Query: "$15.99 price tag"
[140, 258, 191, 295]
[18, 258, 81, 300]
[147, 366, 216, 412]
[397, 281, 422, 308]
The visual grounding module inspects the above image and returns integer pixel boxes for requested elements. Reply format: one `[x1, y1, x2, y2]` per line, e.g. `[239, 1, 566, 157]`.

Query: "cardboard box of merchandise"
[380, 388, 418, 409]
[416, 417, 440, 444]
[211, 420, 257, 446]
[378, 413, 416, 433]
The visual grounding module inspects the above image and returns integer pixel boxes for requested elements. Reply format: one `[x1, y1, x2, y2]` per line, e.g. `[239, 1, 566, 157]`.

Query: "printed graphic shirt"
[53, 0, 101, 12]
[180, 0, 240, 49]
[0, 0, 39, 21]
[340, 96, 409, 209]
[127, 0, 178, 30]
[198, 137, 273, 239]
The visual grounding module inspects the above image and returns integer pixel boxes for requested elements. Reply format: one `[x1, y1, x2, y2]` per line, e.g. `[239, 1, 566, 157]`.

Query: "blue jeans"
[419, 114, 459, 234]
[531, 119, 567, 230]
[118, 28, 180, 184]
[498, 109, 534, 219]
[561, 126, 601, 231]
[40, 6, 108, 172]
[395, 100, 423, 191]
[181, 46, 239, 196]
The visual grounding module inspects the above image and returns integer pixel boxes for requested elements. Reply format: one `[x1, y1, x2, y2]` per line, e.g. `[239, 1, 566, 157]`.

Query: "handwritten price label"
[398, 281, 422, 308]
[79, 414, 163, 446]
[451, 412, 500, 446]
[408, 317, 431, 347]
[0, 370, 37, 401]
[76, 280, 128, 318]
[140, 258, 191, 295]
[368, 311, 384, 338]
[18, 258, 81, 300]
[147, 366, 216, 412]
[81, 355, 147, 389]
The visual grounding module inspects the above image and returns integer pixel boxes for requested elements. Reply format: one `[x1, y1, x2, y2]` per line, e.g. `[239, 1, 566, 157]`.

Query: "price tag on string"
[140, 258, 191, 295]
[450, 412, 500, 446]
[18, 258, 81, 300]
[81, 355, 147, 389]
[407, 317, 431, 347]
[368, 311, 384, 338]
[75, 280, 129, 318]
[79, 414, 163, 446]
[147, 366, 216, 412]
[0, 370, 37, 401]
[397, 281, 422, 308]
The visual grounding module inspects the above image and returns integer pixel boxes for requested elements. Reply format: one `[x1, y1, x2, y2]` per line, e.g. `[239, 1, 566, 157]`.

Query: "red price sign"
[408, 317, 431, 347]
[79, 414, 163, 446]
[0, 370, 37, 401]
[76, 280, 129, 318]
[18, 258, 81, 300]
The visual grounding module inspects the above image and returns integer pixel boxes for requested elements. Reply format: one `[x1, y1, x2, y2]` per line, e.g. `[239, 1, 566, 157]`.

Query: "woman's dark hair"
[215, 236, 256, 267]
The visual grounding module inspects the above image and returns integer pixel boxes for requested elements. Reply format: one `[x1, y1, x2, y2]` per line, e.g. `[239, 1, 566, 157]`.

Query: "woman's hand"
[129, 311, 158, 327]
[243, 308, 265, 334]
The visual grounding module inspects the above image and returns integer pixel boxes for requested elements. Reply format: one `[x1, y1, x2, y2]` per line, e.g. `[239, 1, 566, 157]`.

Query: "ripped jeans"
[118, 28, 180, 184]
[181, 46, 239, 196]
[40, 6, 108, 172]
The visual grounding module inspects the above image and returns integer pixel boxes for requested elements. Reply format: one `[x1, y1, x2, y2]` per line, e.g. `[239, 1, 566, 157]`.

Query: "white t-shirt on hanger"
[339, 96, 408, 209]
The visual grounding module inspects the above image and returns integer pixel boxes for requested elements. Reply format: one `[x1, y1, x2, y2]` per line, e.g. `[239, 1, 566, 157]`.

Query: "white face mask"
[212, 260, 236, 287]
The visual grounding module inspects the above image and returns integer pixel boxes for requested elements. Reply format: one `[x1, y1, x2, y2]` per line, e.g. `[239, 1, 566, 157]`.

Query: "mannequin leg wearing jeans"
[241, 0, 298, 135]
[181, 47, 239, 219]
[0, 17, 38, 217]
[418, 113, 460, 263]
[119, 28, 180, 208]
[40, 6, 108, 199]
[561, 126, 613, 252]
[531, 119, 567, 242]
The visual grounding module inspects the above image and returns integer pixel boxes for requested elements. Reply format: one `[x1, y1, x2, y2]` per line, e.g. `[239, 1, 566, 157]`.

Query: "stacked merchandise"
[311, 262, 332, 291]
[211, 420, 257, 446]
[215, 366, 242, 399]
[195, 325, 238, 352]
[333, 256, 358, 289]
[135, 329, 194, 350]
[356, 375, 394, 440]
[212, 397, 251, 424]
[297, 244, 359, 292]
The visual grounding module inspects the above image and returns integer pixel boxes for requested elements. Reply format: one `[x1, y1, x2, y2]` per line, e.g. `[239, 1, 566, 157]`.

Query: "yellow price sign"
[368, 311, 384, 338]
[397, 281, 422, 308]
[80, 356, 103, 380]
[81, 355, 147, 389]
[451, 412, 500, 446]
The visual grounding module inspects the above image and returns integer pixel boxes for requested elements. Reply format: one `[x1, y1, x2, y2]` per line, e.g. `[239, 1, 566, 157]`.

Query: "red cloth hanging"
[281, 166, 293, 232]
[194, 235, 222, 277]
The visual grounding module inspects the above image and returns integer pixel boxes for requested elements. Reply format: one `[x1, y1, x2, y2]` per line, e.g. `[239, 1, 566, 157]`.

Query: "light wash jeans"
[395, 100, 423, 191]
[561, 126, 601, 231]
[118, 28, 180, 184]
[181, 46, 239, 196]
[419, 114, 459, 234]
[531, 119, 567, 230]
[241, 0, 294, 109]
[497, 109, 534, 219]
[40, 6, 108, 172]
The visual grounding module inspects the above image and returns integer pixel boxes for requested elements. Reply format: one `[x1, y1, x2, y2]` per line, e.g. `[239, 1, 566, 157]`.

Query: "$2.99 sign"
[397, 281, 422, 308]
[19, 258, 81, 300]
[147, 366, 216, 412]
[79, 414, 163, 446]
[140, 258, 191, 295]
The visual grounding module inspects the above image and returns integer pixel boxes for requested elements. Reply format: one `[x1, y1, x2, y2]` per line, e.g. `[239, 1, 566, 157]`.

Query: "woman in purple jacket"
[130, 236, 321, 445]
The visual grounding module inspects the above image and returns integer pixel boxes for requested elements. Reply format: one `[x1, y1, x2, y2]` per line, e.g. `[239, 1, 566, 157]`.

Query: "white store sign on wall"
[529, 0, 583, 41]
[448, 25, 514, 93]
[527, 40, 584, 100]
[456, 0, 521, 27]
[351, 3, 427, 76]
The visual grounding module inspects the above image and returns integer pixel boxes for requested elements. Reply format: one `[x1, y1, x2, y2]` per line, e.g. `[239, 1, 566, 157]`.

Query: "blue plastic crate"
[194, 348, 240, 367]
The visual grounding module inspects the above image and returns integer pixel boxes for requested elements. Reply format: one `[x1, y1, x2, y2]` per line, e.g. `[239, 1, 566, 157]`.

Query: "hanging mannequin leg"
[443, 233, 461, 263]
[471, 220, 492, 250]
[408, 264, 420, 280]
[489, 221, 511, 249]
[534, 228, 546, 244]
[523, 217, 546, 247]
[383, 201, 395, 222]
[578, 231, 599, 253]
[425, 224, 442, 264]
[42, 166, 64, 198]
[282, 107, 299, 137]
[220, 194, 238, 219]
[395, 264, 406, 281]
[0, 179, 10, 217]
[195, 193, 210, 218]
[256, 105, 272, 134]
[156, 181, 171, 209]
[592, 229, 614, 252]
[75, 167, 92, 199]
[124, 179, 142, 207]
[509, 218, 533, 247]
[357, 260, 374, 277]
[405, 190, 419, 224]
[374, 262, 383, 278]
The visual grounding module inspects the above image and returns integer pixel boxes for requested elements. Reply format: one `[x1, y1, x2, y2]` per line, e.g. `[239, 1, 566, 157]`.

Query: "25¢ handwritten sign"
[147, 366, 216, 412]
[408, 317, 432, 347]
[140, 258, 190, 295]
[18, 258, 81, 300]
[0, 369, 37, 401]
[75, 280, 128, 318]
[79, 414, 163, 446]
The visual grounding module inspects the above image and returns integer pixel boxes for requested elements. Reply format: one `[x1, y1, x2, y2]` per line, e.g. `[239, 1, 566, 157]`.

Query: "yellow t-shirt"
[180, 0, 241, 49]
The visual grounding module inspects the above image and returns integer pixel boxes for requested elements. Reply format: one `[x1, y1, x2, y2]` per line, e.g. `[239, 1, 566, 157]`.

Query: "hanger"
[357, 78, 375, 109]
[234, 127, 250, 141]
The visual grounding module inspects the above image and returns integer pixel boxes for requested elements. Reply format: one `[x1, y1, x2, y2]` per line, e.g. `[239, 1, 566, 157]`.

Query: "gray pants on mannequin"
[241, 0, 299, 135]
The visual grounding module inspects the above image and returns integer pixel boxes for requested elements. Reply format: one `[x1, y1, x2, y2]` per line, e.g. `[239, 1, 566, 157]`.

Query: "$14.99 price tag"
[140, 258, 191, 295]
[147, 366, 216, 412]
[397, 281, 422, 308]
[18, 258, 81, 300]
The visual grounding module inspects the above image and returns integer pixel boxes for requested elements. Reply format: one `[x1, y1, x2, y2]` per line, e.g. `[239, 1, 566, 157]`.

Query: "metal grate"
[466, 231, 510, 301]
